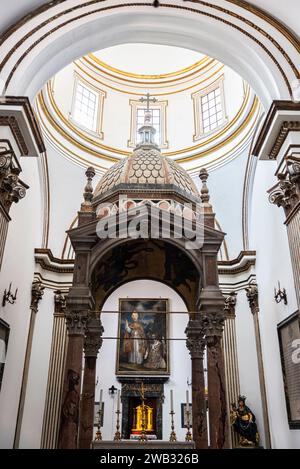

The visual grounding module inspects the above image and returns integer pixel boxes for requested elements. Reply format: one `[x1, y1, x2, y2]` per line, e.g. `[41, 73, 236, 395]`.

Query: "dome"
[94, 108, 199, 199]
[94, 147, 199, 198]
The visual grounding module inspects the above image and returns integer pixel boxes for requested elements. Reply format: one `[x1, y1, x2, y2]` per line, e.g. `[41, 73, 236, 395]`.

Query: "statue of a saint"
[144, 334, 166, 369]
[230, 395, 260, 447]
[123, 311, 147, 365]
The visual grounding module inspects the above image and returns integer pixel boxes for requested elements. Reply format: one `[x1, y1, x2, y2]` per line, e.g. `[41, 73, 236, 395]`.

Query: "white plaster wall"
[97, 280, 190, 441]
[0, 157, 43, 448]
[249, 159, 300, 448]
[45, 144, 86, 258]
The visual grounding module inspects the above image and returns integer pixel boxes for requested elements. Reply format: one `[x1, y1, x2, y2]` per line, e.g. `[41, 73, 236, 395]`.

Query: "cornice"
[218, 250, 256, 275]
[252, 100, 300, 158]
[1, 96, 45, 153]
[34, 248, 74, 274]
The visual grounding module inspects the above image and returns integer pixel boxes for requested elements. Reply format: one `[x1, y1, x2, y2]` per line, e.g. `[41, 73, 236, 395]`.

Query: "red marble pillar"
[78, 316, 103, 449]
[57, 312, 87, 449]
[185, 319, 208, 449]
[206, 311, 229, 449]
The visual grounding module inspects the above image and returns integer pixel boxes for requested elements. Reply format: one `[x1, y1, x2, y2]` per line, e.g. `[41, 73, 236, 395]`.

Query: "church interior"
[0, 0, 300, 450]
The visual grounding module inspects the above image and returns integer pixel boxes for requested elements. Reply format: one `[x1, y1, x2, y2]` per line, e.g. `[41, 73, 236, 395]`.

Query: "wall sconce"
[109, 385, 118, 395]
[274, 281, 288, 305]
[2, 283, 18, 307]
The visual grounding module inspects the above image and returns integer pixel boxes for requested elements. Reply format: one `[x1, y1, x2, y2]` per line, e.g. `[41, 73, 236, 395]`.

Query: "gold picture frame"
[116, 298, 170, 375]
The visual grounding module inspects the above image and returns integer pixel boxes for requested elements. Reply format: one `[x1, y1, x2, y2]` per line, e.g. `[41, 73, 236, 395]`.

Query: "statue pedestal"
[92, 440, 195, 449]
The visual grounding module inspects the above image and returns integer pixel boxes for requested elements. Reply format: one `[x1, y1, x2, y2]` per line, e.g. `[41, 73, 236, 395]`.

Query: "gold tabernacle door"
[131, 404, 154, 433]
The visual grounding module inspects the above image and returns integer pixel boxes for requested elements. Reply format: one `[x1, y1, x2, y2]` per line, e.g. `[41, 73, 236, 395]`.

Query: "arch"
[0, 2, 299, 107]
[89, 237, 202, 311]
[98, 276, 191, 312]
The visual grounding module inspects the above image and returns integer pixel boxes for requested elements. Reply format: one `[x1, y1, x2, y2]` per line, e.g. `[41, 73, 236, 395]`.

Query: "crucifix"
[139, 93, 157, 112]
[139, 381, 148, 441]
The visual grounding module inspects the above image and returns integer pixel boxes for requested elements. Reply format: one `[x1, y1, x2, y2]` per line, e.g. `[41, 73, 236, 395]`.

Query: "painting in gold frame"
[116, 298, 169, 375]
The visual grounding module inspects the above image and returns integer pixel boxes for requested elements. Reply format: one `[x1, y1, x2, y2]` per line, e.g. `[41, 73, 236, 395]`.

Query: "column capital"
[245, 283, 259, 313]
[84, 313, 104, 357]
[0, 148, 28, 213]
[185, 319, 206, 359]
[65, 311, 89, 336]
[204, 311, 225, 339]
[30, 280, 45, 312]
[223, 291, 237, 318]
[54, 289, 67, 315]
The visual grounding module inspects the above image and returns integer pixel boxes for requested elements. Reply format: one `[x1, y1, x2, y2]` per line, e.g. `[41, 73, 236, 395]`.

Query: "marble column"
[13, 281, 44, 448]
[205, 311, 229, 449]
[57, 310, 88, 449]
[245, 283, 271, 448]
[185, 319, 208, 449]
[78, 314, 104, 449]
[40, 290, 68, 448]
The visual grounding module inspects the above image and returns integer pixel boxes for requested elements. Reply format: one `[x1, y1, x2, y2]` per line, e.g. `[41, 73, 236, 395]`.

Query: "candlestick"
[185, 408, 192, 442]
[169, 409, 177, 442]
[170, 389, 174, 412]
[186, 390, 189, 413]
[99, 388, 103, 408]
[94, 394, 103, 441]
[117, 389, 120, 412]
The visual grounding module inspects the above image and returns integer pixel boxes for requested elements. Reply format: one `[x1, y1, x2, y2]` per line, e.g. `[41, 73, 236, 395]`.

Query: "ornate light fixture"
[274, 281, 288, 305]
[2, 282, 18, 307]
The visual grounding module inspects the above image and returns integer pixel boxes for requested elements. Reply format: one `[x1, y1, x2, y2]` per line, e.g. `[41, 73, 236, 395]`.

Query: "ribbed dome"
[94, 146, 199, 197]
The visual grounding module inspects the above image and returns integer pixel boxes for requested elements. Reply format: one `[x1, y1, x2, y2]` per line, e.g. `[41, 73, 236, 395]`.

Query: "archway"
[1, 1, 299, 107]
[99, 279, 189, 441]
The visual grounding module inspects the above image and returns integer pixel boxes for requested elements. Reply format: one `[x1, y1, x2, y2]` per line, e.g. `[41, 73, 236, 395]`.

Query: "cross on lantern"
[139, 93, 157, 112]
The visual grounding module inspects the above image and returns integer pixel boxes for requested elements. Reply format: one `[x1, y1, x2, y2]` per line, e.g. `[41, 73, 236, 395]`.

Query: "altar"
[92, 440, 195, 449]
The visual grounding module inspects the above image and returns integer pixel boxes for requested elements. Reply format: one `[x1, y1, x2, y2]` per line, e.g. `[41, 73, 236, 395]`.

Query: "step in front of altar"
[92, 440, 195, 449]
